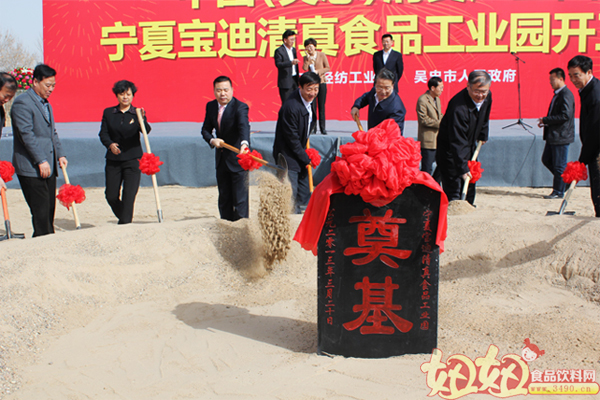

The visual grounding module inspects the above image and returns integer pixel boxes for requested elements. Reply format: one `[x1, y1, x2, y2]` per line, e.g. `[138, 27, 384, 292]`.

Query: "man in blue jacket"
[350, 68, 406, 134]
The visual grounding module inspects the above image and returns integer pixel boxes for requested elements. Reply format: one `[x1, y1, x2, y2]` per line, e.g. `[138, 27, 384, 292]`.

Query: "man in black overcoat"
[273, 72, 320, 214]
[537, 67, 575, 199]
[436, 70, 492, 205]
[568, 55, 600, 217]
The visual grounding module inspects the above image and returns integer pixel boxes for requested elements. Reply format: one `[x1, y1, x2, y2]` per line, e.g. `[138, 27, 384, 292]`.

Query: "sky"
[1, 0, 44, 57]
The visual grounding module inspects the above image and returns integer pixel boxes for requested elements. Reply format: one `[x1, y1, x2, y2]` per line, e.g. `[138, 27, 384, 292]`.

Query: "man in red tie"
[201, 76, 250, 221]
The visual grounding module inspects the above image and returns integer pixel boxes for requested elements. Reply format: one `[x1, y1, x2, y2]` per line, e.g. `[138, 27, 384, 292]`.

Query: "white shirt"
[383, 49, 391, 65]
[472, 99, 484, 111]
[285, 45, 296, 76]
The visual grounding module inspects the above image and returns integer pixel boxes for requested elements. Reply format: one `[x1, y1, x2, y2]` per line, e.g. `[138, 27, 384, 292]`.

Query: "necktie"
[218, 105, 225, 129]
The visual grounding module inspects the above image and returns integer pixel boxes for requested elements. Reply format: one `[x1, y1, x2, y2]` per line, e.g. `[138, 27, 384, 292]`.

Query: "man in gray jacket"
[11, 64, 67, 237]
[537, 67, 575, 199]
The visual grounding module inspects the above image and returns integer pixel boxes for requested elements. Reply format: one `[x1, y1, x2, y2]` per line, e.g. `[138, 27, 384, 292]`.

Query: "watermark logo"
[521, 338, 544, 363]
[421, 339, 599, 398]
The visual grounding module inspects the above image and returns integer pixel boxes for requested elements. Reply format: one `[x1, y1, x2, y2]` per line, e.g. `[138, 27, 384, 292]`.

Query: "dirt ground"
[0, 183, 598, 399]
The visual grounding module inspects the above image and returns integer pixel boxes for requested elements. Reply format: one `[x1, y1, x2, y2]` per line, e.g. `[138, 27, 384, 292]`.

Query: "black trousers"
[18, 173, 57, 237]
[279, 82, 297, 104]
[440, 172, 476, 205]
[588, 159, 600, 217]
[421, 148, 441, 183]
[541, 143, 569, 196]
[216, 165, 249, 221]
[310, 83, 327, 133]
[288, 169, 310, 214]
[105, 159, 141, 224]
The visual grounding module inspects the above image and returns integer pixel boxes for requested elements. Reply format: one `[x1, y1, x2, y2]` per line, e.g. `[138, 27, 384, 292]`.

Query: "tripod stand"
[503, 52, 532, 130]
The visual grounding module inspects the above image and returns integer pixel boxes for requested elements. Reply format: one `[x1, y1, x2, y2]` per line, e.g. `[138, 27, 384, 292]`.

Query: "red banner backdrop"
[43, 0, 600, 123]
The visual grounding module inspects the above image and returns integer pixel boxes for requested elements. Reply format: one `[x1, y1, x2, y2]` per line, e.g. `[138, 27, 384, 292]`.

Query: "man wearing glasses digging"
[436, 70, 492, 205]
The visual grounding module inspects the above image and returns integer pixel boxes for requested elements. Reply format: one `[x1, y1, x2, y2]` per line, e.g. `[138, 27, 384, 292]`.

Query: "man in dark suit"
[373, 33, 403, 93]
[350, 68, 406, 133]
[201, 76, 250, 221]
[436, 70, 492, 205]
[11, 64, 67, 237]
[273, 72, 320, 214]
[537, 68, 575, 199]
[274, 30, 299, 104]
[568, 55, 600, 217]
[0, 72, 17, 190]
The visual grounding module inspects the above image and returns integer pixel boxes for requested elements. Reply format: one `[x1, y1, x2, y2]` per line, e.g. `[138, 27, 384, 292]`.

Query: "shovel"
[0, 187, 25, 240]
[546, 180, 577, 216]
[136, 108, 163, 223]
[352, 113, 364, 132]
[460, 141, 483, 201]
[60, 164, 82, 229]
[306, 137, 314, 193]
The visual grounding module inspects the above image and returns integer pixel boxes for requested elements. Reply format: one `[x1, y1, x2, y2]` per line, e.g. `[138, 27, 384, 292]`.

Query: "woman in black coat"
[98, 80, 151, 224]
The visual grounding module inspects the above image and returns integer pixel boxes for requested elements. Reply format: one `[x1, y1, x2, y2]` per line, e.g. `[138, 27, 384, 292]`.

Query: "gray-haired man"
[436, 70, 492, 205]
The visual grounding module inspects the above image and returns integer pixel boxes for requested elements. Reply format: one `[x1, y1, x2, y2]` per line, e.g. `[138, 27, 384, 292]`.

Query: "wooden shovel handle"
[461, 141, 484, 200]
[307, 138, 314, 193]
[135, 108, 152, 153]
[352, 113, 364, 132]
[0, 188, 9, 221]
[60, 164, 81, 229]
[221, 142, 269, 167]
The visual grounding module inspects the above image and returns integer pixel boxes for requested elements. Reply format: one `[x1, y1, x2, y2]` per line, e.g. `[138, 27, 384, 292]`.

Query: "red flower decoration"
[562, 161, 588, 184]
[330, 119, 421, 206]
[306, 148, 321, 167]
[56, 184, 86, 210]
[139, 153, 164, 175]
[10, 67, 33, 90]
[237, 150, 264, 171]
[468, 160, 484, 183]
[0, 161, 15, 183]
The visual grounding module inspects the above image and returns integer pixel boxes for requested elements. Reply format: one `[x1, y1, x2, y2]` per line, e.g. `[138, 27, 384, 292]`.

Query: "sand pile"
[447, 199, 476, 215]
[0, 185, 598, 399]
[258, 172, 292, 268]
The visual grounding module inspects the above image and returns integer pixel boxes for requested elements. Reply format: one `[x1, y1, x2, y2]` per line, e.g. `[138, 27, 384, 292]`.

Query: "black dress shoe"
[544, 193, 563, 199]
[321, 130, 327, 135]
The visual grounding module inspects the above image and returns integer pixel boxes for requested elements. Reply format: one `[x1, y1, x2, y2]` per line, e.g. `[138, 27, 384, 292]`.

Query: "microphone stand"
[503, 52, 532, 130]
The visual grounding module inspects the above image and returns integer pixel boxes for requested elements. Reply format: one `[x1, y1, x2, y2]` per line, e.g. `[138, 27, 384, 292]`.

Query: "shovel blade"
[545, 211, 575, 216]
[1, 221, 25, 240]
[276, 154, 288, 182]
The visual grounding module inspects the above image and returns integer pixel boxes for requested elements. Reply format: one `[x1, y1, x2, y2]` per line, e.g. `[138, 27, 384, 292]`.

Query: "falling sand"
[258, 171, 293, 268]
[210, 218, 267, 280]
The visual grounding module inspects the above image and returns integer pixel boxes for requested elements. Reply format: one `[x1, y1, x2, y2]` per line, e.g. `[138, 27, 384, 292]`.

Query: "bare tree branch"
[0, 30, 38, 72]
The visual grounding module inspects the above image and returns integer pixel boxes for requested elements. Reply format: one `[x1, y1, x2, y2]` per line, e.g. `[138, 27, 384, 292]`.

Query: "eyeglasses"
[470, 88, 489, 96]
